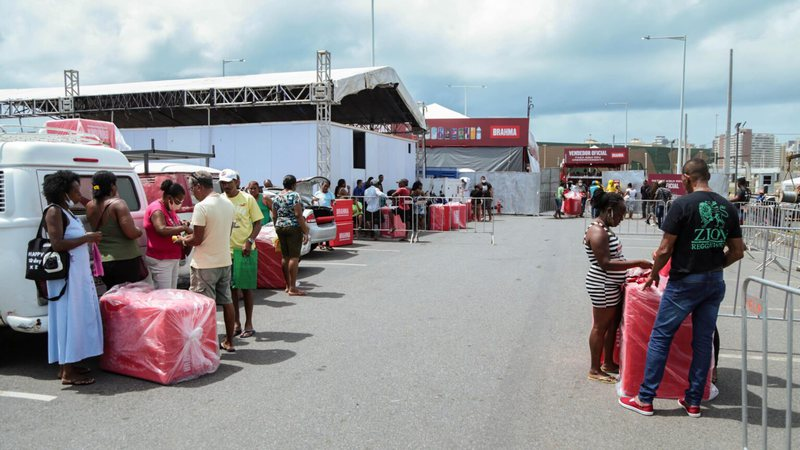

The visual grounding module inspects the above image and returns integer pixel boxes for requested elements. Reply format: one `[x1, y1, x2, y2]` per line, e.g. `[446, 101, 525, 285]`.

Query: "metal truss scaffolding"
[314, 50, 333, 179]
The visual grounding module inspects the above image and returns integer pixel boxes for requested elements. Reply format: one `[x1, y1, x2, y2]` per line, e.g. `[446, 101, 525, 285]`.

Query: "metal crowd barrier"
[739, 276, 797, 450]
[580, 199, 669, 236]
[350, 195, 495, 244]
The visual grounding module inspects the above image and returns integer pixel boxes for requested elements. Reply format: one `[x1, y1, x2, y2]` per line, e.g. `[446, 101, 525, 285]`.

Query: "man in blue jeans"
[619, 158, 744, 418]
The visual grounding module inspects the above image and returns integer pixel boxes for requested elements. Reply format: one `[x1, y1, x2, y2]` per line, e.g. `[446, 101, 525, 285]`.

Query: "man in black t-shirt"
[619, 158, 744, 418]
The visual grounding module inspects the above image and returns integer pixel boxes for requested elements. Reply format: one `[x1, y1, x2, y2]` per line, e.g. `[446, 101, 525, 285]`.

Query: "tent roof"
[425, 103, 468, 119]
[0, 67, 425, 130]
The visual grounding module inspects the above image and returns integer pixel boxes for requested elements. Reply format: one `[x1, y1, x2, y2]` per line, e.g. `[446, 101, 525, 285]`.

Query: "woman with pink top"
[143, 179, 192, 289]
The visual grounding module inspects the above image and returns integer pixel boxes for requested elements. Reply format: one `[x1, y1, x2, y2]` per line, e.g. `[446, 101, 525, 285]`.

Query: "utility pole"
[724, 49, 733, 185]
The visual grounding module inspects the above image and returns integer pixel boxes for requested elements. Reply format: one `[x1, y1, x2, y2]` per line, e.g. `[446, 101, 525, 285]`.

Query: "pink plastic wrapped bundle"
[563, 191, 582, 216]
[100, 282, 220, 385]
[619, 274, 713, 400]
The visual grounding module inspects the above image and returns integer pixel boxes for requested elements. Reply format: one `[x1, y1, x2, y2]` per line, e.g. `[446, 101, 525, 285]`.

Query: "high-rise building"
[750, 133, 779, 169]
[714, 129, 756, 170]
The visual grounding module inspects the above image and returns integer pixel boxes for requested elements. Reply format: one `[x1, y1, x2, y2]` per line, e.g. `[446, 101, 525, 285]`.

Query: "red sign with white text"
[426, 118, 528, 147]
[648, 173, 687, 196]
[563, 147, 629, 166]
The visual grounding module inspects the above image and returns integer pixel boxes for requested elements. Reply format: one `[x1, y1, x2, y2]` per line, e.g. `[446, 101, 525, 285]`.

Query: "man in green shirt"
[554, 181, 565, 219]
[221, 170, 263, 339]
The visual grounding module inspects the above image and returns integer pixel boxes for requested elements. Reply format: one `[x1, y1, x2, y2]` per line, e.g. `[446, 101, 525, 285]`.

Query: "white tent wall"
[121, 122, 415, 188]
[602, 171, 646, 192]
[423, 171, 540, 215]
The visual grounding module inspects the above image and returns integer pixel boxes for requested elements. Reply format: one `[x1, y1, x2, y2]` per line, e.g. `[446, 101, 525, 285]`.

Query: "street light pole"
[447, 84, 486, 116]
[371, 0, 375, 66]
[605, 102, 629, 146]
[733, 121, 746, 185]
[222, 58, 245, 77]
[643, 34, 687, 173]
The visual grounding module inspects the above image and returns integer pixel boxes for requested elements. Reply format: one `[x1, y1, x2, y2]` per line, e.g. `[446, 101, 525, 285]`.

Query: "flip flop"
[239, 329, 256, 339]
[601, 365, 620, 375]
[288, 289, 307, 296]
[233, 328, 243, 337]
[588, 373, 617, 384]
[62, 377, 95, 386]
[219, 342, 236, 353]
[57, 366, 91, 379]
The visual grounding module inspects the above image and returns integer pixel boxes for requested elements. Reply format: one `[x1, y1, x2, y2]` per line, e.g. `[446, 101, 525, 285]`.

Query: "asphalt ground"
[1, 215, 798, 449]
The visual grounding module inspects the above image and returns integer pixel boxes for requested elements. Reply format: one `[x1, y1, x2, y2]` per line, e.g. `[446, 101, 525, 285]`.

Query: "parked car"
[267, 176, 337, 252]
[0, 134, 147, 333]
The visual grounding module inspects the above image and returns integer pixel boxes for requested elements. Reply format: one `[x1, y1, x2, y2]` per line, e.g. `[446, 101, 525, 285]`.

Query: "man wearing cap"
[181, 170, 237, 352]
[220, 169, 263, 339]
[391, 178, 412, 241]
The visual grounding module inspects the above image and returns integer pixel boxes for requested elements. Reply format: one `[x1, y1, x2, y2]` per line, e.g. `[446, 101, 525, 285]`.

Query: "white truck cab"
[0, 134, 147, 333]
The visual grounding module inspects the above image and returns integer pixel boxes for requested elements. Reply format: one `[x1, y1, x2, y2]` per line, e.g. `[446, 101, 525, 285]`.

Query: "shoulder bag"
[25, 205, 70, 300]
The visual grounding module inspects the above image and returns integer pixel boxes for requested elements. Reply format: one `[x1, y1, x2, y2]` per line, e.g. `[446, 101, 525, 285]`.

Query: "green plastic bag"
[232, 248, 258, 290]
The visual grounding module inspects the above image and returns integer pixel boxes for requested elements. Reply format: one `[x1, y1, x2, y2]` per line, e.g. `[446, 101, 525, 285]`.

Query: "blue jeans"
[638, 271, 725, 405]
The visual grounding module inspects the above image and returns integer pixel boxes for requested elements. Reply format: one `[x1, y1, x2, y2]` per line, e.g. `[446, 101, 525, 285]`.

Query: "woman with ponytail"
[583, 190, 652, 383]
[86, 171, 146, 289]
[143, 179, 193, 289]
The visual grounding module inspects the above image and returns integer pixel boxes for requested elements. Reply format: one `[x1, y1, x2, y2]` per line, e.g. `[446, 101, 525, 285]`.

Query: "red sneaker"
[678, 398, 701, 418]
[618, 396, 654, 416]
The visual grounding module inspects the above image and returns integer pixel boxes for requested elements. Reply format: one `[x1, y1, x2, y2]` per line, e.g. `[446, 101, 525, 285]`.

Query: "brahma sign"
[426, 118, 528, 147]
[564, 147, 629, 166]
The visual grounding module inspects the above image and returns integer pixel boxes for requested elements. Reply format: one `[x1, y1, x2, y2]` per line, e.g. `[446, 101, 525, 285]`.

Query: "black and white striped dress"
[584, 221, 627, 308]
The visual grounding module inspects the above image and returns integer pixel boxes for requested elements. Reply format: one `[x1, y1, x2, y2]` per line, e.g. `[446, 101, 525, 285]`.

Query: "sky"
[2, 0, 798, 147]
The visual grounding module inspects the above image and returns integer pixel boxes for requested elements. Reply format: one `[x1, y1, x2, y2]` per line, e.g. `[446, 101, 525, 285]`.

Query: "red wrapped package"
[99, 283, 220, 385]
[255, 227, 286, 289]
[332, 199, 353, 224]
[380, 206, 406, 238]
[447, 202, 467, 229]
[428, 204, 451, 231]
[563, 191, 582, 216]
[619, 275, 713, 400]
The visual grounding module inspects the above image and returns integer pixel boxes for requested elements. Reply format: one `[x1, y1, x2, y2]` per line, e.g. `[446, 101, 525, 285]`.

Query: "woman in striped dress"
[584, 191, 652, 383]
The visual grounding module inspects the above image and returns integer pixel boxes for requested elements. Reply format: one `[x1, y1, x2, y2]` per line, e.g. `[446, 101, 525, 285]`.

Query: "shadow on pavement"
[701, 367, 800, 427]
[304, 291, 344, 299]
[253, 331, 313, 343]
[221, 348, 296, 366]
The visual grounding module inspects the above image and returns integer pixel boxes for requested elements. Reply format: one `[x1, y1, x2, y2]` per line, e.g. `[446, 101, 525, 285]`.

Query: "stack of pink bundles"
[100, 282, 220, 385]
[619, 266, 713, 400]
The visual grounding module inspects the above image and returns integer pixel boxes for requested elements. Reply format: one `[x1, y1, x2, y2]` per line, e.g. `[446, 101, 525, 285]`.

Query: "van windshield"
[72, 175, 141, 214]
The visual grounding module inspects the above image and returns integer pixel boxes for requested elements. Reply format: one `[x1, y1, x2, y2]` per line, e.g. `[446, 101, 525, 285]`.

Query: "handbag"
[25, 205, 70, 301]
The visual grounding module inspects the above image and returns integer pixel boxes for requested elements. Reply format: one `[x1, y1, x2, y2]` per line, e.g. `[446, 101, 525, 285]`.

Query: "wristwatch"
[247, 238, 255, 245]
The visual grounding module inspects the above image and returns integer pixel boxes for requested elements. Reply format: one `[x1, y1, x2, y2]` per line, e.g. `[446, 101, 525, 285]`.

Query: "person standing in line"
[220, 170, 263, 339]
[554, 181, 565, 219]
[334, 178, 348, 198]
[470, 183, 484, 222]
[313, 180, 336, 250]
[391, 178, 412, 241]
[729, 177, 751, 224]
[180, 171, 237, 353]
[624, 182, 637, 219]
[584, 190, 653, 383]
[42, 170, 104, 385]
[480, 176, 494, 221]
[247, 181, 272, 226]
[143, 179, 192, 289]
[640, 180, 652, 221]
[271, 175, 310, 296]
[352, 179, 365, 201]
[577, 180, 587, 218]
[364, 180, 387, 240]
[619, 158, 744, 417]
[86, 170, 147, 289]
[654, 181, 673, 228]
[588, 180, 602, 218]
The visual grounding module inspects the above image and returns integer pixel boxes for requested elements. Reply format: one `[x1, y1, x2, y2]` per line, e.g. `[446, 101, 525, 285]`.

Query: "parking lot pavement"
[1, 215, 798, 448]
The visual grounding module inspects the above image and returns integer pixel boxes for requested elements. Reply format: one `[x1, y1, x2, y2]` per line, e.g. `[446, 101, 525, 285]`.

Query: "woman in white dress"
[42, 170, 104, 385]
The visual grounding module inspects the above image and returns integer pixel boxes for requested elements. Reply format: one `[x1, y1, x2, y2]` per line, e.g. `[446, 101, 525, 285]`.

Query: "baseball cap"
[219, 169, 239, 182]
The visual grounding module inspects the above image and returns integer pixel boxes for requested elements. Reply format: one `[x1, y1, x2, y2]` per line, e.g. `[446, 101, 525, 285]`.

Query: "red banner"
[648, 173, 687, 196]
[563, 147, 629, 166]
[426, 118, 528, 147]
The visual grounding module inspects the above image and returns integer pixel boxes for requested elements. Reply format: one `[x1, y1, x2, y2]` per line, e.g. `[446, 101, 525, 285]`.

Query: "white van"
[0, 135, 147, 333]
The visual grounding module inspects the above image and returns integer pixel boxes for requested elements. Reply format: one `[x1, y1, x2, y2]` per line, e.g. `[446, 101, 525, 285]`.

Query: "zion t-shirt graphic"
[692, 201, 729, 250]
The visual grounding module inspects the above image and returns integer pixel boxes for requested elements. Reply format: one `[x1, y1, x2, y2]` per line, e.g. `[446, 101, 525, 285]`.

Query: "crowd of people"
[583, 158, 744, 418]
[38, 168, 495, 384]
[39, 168, 316, 383]
[555, 178, 675, 224]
